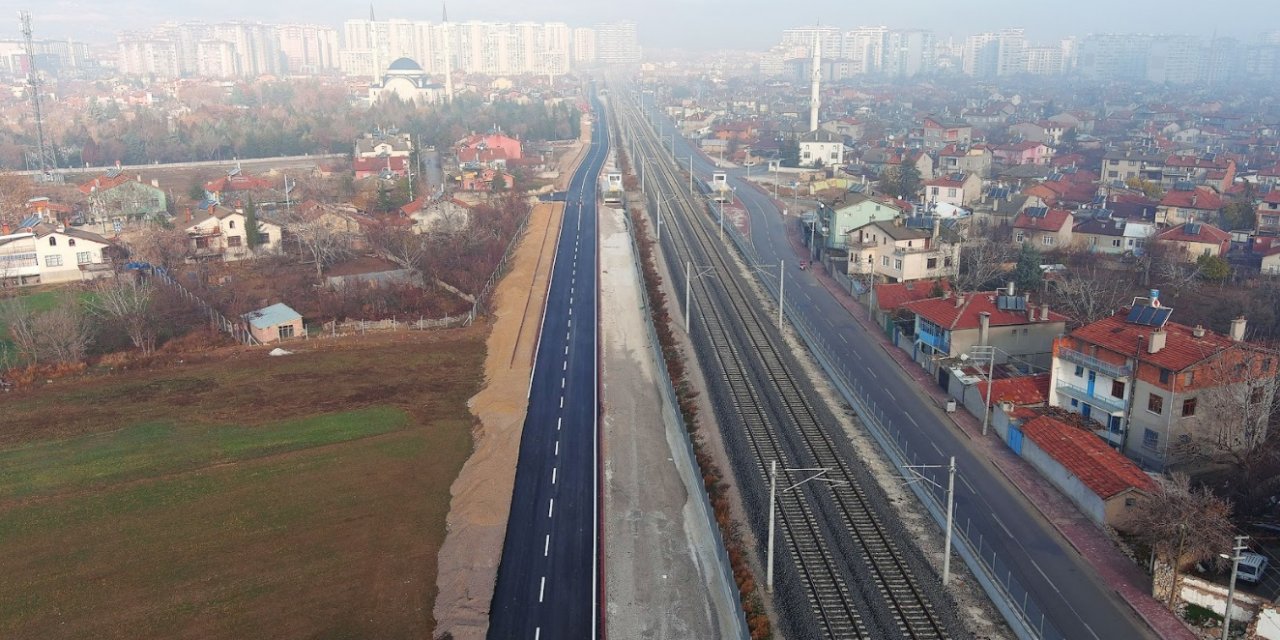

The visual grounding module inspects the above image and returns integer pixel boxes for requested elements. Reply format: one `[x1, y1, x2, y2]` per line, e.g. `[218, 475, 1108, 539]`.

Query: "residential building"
[882, 29, 934, 77]
[595, 21, 640, 64]
[798, 129, 845, 168]
[903, 283, 1069, 373]
[923, 172, 982, 208]
[0, 220, 113, 285]
[354, 131, 414, 180]
[1257, 190, 1280, 235]
[402, 197, 471, 234]
[915, 116, 972, 151]
[1073, 216, 1155, 255]
[870, 279, 950, 341]
[1154, 222, 1230, 261]
[572, 27, 596, 64]
[182, 204, 281, 261]
[819, 117, 864, 143]
[814, 193, 904, 252]
[992, 141, 1053, 166]
[78, 171, 168, 221]
[276, 23, 339, 74]
[937, 145, 992, 178]
[1102, 149, 1164, 183]
[1013, 207, 1074, 249]
[1049, 299, 1277, 469]
[846, 218, 959, 284]
[204, 170, 277, 206]
[455, 132, 522, 170]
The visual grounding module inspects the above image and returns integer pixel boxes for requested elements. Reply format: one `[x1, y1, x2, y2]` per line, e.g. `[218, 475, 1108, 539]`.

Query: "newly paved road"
[488, 92, 608, 640]
[636, 96, 1156, 640]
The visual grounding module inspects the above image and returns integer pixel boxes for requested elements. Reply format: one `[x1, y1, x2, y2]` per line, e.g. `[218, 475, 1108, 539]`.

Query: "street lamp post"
[767, 461, 847, 592]
[684, 261, 716, 333]
[778, 260, 785, 331]
[1223, 536, 1249, 640]
[903, 457, 957, 585]
[969, 345, 998, 436]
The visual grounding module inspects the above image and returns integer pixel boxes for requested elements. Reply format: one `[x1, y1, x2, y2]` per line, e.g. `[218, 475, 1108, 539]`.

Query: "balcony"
[1057, 347, 1131, 379]
[893, 245, 945, 256]
[1055, 380, 1126, 414]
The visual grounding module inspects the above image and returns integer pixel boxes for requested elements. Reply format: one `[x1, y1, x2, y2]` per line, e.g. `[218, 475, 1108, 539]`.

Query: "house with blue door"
[1048, 294, 1279, 470]
[900, 283, 1069, 383]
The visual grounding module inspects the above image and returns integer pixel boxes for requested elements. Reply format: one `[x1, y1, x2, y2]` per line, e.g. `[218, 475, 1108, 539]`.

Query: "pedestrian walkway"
[780, 227, 1197, 640]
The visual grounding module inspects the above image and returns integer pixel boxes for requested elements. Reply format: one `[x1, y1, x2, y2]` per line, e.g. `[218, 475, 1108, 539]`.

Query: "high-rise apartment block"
[595, 21, 641, 64]
[339, 18, 574, 78]
[117, 21, 332, 78]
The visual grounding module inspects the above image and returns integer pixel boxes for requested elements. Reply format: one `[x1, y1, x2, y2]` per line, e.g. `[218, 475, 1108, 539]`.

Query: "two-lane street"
[488, 91, 608, 640]
[637, 96, 1156, 640]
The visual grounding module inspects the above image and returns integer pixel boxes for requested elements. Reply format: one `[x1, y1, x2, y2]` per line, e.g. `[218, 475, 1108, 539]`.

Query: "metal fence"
[621, 210, 751, 640]
[707, 200, 1067, 640]
[150, 266, 258, 346]
[321, 314, 474, 336]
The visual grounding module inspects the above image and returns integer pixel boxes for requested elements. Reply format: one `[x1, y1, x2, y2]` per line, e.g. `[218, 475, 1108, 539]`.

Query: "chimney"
[955, 293, 965, 308]
[1007, 281, 1016, 297]
[1148, 330, 1167, 354]
[1039, 303, 1049, 322]
[1230, 316, 1247, 342]
[979, 311, 991, 345]
[186, 207, 192, 222]
[932, 217, 941, 239]
[1192, 324, 1206, 338]
[137, 174, 142, 183]
[1191, 194, 1198, 208]
[942, 290, 952, 300]
[151, 179, 159, 188]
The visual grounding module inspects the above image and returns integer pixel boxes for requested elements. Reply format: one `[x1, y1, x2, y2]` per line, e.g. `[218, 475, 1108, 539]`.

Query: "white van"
[1237, 552, 1269, 583]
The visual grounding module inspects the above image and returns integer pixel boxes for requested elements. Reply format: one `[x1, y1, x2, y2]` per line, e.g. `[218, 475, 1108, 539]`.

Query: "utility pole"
[1223, 536, 1249, 640]
[778, 260, 785, 330]
[970, 345, 997, 436]
[685, 260, 692, 333]
[903, 457, 957, 586]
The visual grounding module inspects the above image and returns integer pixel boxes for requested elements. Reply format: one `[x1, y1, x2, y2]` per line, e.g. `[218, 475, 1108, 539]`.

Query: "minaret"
[809, 31, 821, 132]
[442, 2, 454, 103]
[369, 5, 380, 85]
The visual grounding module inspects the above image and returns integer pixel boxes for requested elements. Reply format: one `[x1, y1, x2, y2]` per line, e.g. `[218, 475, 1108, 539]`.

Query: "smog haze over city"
[17, 0, 1275, 47]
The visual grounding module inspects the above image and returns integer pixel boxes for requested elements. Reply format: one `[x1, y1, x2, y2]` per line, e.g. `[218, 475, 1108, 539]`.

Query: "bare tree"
[1132, 473, 1234, 610]
[290, 220, 353, 282]
[1173, 347, 1280, 515]
[365, 221, 428, 280]
[0, 296, 40, 363]
[92, 278, 158, 355]
[1047, 265, 1136, 325]
[34, 294, 93, 364]
[127, 224, 191, 272]
[953, 237, 1012, 293]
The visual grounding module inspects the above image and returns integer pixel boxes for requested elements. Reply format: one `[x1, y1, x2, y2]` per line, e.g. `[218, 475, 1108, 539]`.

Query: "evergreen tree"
[244, 195, 261, 248]
[1013, 243, 1043, 294]
[896, 156, 923, 202]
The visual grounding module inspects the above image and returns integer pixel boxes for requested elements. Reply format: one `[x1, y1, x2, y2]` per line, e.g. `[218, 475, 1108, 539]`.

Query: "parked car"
[799, 260, 808, 270]
[1238, 552, 1269, 583]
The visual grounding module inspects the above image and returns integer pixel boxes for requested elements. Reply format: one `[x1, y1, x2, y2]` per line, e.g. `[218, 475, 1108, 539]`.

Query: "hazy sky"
[7, 0, 1272, 49]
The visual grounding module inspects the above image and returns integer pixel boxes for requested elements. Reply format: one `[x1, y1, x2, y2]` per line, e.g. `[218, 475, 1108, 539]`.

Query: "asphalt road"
[637, 98, 1157, 640]
[488, 92, 608, 640]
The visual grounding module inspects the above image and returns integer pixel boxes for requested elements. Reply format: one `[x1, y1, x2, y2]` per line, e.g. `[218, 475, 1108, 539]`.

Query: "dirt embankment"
[432, 120, 590, 640]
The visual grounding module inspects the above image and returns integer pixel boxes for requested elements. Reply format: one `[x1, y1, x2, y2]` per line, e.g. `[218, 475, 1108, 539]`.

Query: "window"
[1183, 371, 1194, 386]
[1108, 170, 1119, 178]
[1109, 159, 1120, 166]
[1125, 497, 1137, 507]
[1112, 239, 1122, 247]
[1070, 398, 1079, 407]
[894, 259, 902, 270]
[927, 257, 938, 269]
[1089, 236, 1097, 246]
[44, 254, 63, 267]
[75, 251, 91, 264]
[1143, 428, 1159, 449]
[1159, 368, 1171, 384]
[944, 257, 953, 267]
[1111, 380, 1125, 398]
[227, 236, 242, 247]
[931, 187, 940, 196]
[881, 256, 890, 267]
[278, 324, 295, 340]
[947, 188, 957, 197]
[1042, 235, 1055, 246]
[1182, 398, 1197, 417]
[68, 238, 75, 247]
[1074, 365, 1084, 377]
[1015, 232, 1025, 243]
[229, 220, 236, 229]
[48, 236, 56, 246]
[1147, 393, 1164, 414]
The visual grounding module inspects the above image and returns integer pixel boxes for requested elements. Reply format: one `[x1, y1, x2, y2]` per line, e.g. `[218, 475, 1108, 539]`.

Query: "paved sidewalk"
[777, 224, 1197, 640]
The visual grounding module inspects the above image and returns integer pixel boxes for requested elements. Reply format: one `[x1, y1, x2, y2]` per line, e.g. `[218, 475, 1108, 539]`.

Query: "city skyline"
[17, 0, 1276, 49]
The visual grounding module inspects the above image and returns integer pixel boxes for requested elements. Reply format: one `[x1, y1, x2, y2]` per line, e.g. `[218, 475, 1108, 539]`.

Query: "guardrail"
[695, 166, 1067, 640]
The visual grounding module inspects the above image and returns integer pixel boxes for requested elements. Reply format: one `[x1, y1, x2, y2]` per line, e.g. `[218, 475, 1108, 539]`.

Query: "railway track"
[607, 89, 957, 640]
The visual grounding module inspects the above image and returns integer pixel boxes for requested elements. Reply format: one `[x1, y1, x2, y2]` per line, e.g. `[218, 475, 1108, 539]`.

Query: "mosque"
[368, 58, 446, 105]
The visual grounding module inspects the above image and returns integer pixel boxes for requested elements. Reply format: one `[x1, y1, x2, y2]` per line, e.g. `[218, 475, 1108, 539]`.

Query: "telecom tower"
[19, 10, 56, 177]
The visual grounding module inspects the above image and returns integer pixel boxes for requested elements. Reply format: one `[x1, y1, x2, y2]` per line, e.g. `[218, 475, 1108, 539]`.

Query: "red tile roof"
[1069, 311, 1236, 372]
[1155, 221, 1230, 245]
[1021, 415, 1156, 499]
[1262, 190, 1280, 205]
[976, 374, 1051, 406]
[1013, 208, 1072, 232]
[904, 291, 1070, 331]
[1159, 186, 1223, 211]
[874, 280, 950, 311]
[77, 173, 136, 194]
[925, 174, 969, 188]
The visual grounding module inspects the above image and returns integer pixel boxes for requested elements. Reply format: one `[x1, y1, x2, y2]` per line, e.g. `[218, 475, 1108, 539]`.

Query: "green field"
[0, 329, 484, 639]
